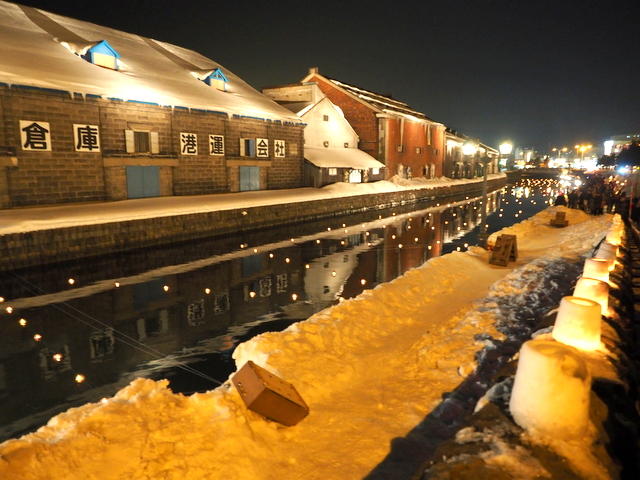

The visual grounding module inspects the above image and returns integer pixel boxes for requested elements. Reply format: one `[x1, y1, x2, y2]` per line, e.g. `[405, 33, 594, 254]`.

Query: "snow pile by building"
[0, 206, 613, 480]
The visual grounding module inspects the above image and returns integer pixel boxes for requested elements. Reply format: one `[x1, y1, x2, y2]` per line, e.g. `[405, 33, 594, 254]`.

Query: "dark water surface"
[0, 179, 560, 440]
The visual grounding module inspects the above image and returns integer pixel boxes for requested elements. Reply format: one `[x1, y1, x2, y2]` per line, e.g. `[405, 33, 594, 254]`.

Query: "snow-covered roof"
[0, 1, 300, 122]
[327, 78, 436, 122]
[305, 146, 385, 170]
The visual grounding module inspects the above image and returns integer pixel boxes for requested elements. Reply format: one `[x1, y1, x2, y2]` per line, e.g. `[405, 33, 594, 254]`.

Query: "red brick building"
[301, 68, 446, 180]
[0, 1, 304, 208]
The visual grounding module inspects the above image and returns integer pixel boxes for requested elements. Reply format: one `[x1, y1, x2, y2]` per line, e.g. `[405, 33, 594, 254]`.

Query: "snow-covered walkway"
[0, 206, 611, 480]
[0, 174, 504, 235]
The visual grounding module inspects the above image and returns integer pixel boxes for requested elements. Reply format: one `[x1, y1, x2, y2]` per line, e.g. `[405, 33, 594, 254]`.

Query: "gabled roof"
[328, 78, 432, 121]
[87, 39, 120, 58]
[303, 69, 438, 123]
[0, 1, 299, 122]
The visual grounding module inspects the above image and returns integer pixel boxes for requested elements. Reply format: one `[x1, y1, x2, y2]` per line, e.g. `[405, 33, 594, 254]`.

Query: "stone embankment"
[0, 177, 506, 270]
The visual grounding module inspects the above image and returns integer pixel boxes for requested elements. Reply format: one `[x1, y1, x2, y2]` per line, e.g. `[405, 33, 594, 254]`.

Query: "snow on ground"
[0, 206, 611, 480]
[0, 174, 505, 235]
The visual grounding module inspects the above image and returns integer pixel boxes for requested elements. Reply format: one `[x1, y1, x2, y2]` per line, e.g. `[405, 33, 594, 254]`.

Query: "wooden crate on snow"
[489, 234, 518, 266]
[232, 360, 309, 426]
[550, 211, 569, 227]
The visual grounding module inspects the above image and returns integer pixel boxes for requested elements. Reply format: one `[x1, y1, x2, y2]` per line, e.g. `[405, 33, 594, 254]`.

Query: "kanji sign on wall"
[73, 124, 100, 152]
[209, 134, 225, 155]
[274, 139, 285, 158]
[256, 138, 269, 158]
[180, 132, 198, 155]
[20, 120, 51, 151]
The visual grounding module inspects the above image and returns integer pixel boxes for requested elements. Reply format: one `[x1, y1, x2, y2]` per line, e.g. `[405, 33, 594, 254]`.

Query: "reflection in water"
[0, 180, 558, 440]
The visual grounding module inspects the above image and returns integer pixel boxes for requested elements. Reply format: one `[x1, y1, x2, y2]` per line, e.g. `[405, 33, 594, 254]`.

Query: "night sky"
[16, 0, 640, 152]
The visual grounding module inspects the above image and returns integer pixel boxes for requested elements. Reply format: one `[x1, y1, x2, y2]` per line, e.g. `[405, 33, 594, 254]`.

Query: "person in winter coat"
[554, 192, 567, 206]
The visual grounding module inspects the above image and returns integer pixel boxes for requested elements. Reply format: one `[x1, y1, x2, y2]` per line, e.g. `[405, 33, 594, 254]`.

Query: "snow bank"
[0, 205, 612, 480]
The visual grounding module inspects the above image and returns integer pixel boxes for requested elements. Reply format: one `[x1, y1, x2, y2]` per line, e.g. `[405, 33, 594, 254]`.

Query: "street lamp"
[574, 144, 593, 168]
[499, 142, 513, 171]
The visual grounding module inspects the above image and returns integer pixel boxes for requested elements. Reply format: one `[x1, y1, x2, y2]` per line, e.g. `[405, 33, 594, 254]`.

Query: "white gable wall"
[302, 96, 359, 149]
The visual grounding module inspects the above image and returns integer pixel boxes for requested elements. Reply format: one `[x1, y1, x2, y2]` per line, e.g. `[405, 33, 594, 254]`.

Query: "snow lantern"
[605, 229, 622, 247]
[573, 277, 609, 316]
[595, 242, 618, 272]
[582, 258, 609, 283]
[509, 339, 591, 438]
[552, 296, 601, 351]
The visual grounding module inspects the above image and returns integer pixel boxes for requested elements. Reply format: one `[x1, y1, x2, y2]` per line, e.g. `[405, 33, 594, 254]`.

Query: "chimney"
[308, 66, 319, 75]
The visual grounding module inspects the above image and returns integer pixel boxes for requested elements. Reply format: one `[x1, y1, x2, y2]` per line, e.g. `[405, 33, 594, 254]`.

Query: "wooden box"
[550, 211, 569, 227]
[489, 234, 518, 266]
[232, 361, 309, 426]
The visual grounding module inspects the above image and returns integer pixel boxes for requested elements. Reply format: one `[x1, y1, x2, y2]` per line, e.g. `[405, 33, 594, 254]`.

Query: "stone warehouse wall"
[0, 177, 506, 270]
[0, 86, 304, 207]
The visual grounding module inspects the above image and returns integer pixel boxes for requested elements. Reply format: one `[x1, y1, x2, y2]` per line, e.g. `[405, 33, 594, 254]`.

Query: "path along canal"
[0, 178, 563, 441]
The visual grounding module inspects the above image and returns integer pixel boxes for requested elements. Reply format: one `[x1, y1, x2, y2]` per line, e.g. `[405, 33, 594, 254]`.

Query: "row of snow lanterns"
[509, 216, 623, 439]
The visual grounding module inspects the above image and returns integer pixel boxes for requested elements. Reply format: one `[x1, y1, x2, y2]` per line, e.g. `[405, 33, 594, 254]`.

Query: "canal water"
[0, 178, 561, 440]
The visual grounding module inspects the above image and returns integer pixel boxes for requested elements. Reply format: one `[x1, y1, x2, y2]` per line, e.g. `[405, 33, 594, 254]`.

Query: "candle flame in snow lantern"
[573, 278, 609, 316]
[552, 296, 601, 351]
[605, 229, 622, 246]
[583, 258, 609, 283]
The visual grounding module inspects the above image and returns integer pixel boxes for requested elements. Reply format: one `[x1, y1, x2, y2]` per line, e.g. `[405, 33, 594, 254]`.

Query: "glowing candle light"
[331, 271, 337, 277]
[360, 279, 366, 285]
[0, 296, 4, 302]
[33, 333, 42, 341]
[285, 257, 291, 263]
[305, 264, 310, 269]
[583, 258, 609, 283]
[52, 353, 63, 362]
[204, 288, 211, 294]
[398, 244, 403, 249]
[114, 282, 120, 287]
[253, 248, 258, 253]
[241, 210, 248, 215]
[249, 291, 256, 298]
[605, 230, 622, 246]
[68, 278, 75, 285]
[552, 296, 601, 351]
[291, 293, 298, 301]
[269, 253, 274, 259]
[6, 306, 13, 314]
[573, 277, 609, 315]
[18, 318, 27, 327]
[163, 285, 170, 292]
[75, 374, 86, 383]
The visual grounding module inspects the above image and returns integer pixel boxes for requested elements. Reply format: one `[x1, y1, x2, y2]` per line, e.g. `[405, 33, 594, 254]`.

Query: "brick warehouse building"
[0, 1, 304, 208]
[301, 68, 446, 180]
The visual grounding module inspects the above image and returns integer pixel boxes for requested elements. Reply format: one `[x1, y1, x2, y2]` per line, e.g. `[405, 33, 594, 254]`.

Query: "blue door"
[126, 166, 160, 198]
[239, 166, 260, 191]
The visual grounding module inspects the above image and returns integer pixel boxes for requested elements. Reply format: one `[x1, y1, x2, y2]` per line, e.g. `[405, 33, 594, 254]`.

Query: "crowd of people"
[554, 175, 633, 218]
